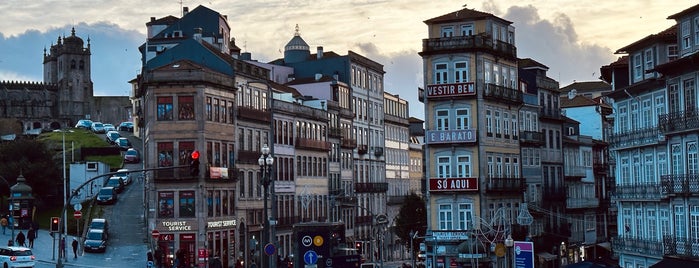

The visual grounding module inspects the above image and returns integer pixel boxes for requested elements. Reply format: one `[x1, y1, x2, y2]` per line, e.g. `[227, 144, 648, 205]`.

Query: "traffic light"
[355, 241, 362, 253]
[50, 217, 60, 232]
[190, 150, 200, 176]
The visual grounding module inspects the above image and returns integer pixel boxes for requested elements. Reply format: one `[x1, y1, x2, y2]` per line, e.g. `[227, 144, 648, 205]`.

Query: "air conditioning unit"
[86, 162, 98, 171]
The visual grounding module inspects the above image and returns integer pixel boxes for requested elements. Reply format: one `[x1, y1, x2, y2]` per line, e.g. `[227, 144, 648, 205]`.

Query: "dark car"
[96, 187, 117, 205]
[118, 121, 134, 132]
[105, 176, 125, 194]
[123, 148, 140, 163]
[83, 229, 108, 253]
[115, 137, 131, 150]
[105, 131, 121, 144]
[88, 218, 109, 234]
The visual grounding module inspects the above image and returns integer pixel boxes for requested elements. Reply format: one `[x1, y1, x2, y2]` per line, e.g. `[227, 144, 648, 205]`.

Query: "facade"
[419, 7, 524, 267]
[604, 3, 699, 267]
[408, 117, 425, 196]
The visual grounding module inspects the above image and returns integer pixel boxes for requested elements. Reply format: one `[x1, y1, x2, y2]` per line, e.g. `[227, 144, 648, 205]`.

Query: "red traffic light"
[356, 242, 361, 248]
[191, 150, 200, 160]
[52, 218, 59, 224]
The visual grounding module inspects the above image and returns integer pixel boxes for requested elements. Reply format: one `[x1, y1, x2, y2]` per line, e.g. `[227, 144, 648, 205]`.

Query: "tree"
[394, 192, 426, 256]
[0, 138, 61, 207]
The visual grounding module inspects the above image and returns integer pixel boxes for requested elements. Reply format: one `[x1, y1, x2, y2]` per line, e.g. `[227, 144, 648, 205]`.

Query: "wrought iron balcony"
[355, 182, 388, 193]
[276, 216, 301, 228]
[519, 130, 545, 146]
[659, 109, 699, 134]
[341, 138, 357, 149]
[661, 174, 699, 196]
[420, 34, 517, 59]
[373, 147, 384, 157]
[663, 236, 699, 257]
[237, 106, 271, 123]
[564, 166, 587, 178]
[295, 137, 330, 151]
[540, 107, 562, 120]
[483, 83, 522, 104]
[542, 188, 566, 201]
[566, 197, 599, 209]
[357, 145, 368, 154]
[486, 177, 524, 193]
[613, 183, 662, 200]
[609, 127, 665, 149]
[329, 127, 343, 138]
[236, 150, 261, 165]
[356, 215, 373, 226]
[613, 236, 663, 256]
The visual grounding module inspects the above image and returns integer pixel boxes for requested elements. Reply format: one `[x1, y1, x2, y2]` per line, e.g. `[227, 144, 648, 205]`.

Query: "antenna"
[177, 0, 184, 16]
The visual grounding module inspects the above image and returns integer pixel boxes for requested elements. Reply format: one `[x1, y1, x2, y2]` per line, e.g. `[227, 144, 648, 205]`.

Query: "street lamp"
[258, 144, 274, 268]
[410, 231, 418, 268]
[505, 234, 514, 268]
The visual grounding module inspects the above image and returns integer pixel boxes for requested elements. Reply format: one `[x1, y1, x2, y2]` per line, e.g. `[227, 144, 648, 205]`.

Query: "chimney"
[317, 46, 323, 59]
[183, 6, 189, 16]
[150, 17, 156, 22]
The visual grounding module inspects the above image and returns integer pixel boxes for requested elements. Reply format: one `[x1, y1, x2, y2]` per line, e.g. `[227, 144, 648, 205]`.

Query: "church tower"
[43, 27, 94, 125]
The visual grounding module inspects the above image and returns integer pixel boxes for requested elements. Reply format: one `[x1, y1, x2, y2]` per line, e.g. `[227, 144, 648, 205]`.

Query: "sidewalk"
[1, 227, 109, 267]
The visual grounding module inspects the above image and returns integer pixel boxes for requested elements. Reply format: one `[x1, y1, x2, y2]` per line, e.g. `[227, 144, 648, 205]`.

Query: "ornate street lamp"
[258, 144, 275, 268]
[505, 234, 514, 268]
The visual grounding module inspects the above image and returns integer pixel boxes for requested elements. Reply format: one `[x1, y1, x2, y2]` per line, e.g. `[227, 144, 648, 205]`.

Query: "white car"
[103, 123, 116, 132]
[0, 246, 35, 268]
[91, 122, 105, 133]
[115, 169, 131, 185]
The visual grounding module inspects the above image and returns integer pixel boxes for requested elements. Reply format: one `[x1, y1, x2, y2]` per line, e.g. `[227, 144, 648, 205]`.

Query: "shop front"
[206, 218, 237, 268]
[154, 219, 198, 268]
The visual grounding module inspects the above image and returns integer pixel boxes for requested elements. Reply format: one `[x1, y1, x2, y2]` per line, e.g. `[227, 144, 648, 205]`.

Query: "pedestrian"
[27, 228, 35, 248]
[72, 237, 78, 259]
[31, 221, 38, 238]
[0, 216, 7, 235]
[209, 255, 222, 268]
[15, 231, 25, 247]
[59, 237, 66, 259]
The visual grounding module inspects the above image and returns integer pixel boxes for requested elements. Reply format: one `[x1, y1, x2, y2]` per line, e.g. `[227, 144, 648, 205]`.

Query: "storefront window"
[158, 191, 174, 218]
[179, 191, 195, 218]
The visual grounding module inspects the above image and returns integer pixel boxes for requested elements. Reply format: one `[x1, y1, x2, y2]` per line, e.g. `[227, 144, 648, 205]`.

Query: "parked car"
[105, 131, 121, 144]
[96, 187, 117, 205]
[118, 121, 134, 132]
[91, 122, 105, 133]
[88, 218, 109, 234]
[123, 148, 140, 164]
[105, 176, 125, 194]
[74, 119, 93, 129]
[114, 169, 132, 185]
[83, 229, 108, 253]
[103, 123, 116, 132]
[115, 137, 131, 150]
[0, 246, 35, 267]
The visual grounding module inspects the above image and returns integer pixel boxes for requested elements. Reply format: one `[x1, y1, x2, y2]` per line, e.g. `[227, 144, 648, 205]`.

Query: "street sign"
[303, 250, 318, 265]
[514, 241, 535, 268]
[264, 243, 276, 256]
[302, 235, 312, 247]
[151, 229, 160, 239]
[73, 203, 82, 211]
[73, 211, 82, 219]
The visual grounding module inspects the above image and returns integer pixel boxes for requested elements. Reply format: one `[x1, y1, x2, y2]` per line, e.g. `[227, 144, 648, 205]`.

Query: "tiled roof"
[560, 81, 611, 93]
[424, 8, 511, 24]
[667, 4, 699, 20]
[616, 25, 676, 54]
[146, 15, 179, 27]
[560, 94, 598, 108]
[518, 58, 548, 70]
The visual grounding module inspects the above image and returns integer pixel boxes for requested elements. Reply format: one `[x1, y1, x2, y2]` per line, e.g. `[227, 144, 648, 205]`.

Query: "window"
[647, 209, 657, 239]
[486, 109, 493, 136]
[456, 155, 472, 177]
[672, 143, 684, 175]
[157, 97, 173, 120]
[668, 45, 678, 61]
[633, 53, 642, 81]
[436, 109, 449, 130]
[157, 142, 173, 167]
[683, 20, 691, 49]
[484, 61, 492, 83]
[179, 191, 195, 218]
[688, 142, 698, 175]
[695, 17, 699, 48]
[460, 24, 473, 36]
[435, 63, 448, 84]
[158, 191, 174, 218]
[439, 204, 453, 230]
[441, 26, 454, 38]
[676, 205, 686, 238]
[437, 156, 451, 178]
[455, 108, 469, 130]
[692, 206, 699, 243]
[457, 203, 473, 230]
[644, 49, 653, 77]
[494, 111, 501, 137]
[685, 79, 696, 111]
[669, 83, 680, 113]
[503, 112, 510, 138]
[206, 97, 212, 121]
[178, 96, 194, 120]
[454, 61, 469, 82]
[511, 112, 518, 139]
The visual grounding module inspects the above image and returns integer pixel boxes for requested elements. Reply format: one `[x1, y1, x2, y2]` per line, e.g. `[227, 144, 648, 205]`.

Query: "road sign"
[514, 241, 535, 268]
[302, 235, 312, 247]
[73, 211, 82, 219]
[151, 229, 160, 239]
[73, 203, 82, 211]
[264, 243, 276, 256]
[303, 250, 318, 265]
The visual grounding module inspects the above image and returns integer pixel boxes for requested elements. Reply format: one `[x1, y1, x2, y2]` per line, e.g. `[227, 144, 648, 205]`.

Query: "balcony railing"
[519, 130, 545, 145]
[420, 34, 517, 59]
[609, 127, 664, 149]
[276, 216, 301, 228]
[659, 109, 699, 134]
[564, 166, 587, 178]
[357, 145, 368, 154]
[355, 182, 388, 193]
[373, 147, 384, 157]
[593, 163, 608, 175]
[613, 236, 663, 256]
[613, 183, 662, 200]
[663, 235, 699, 257]
[486, 177, 524, 193]
[661, 174, 699, 196]
[341, 138, 357, 149]
[566, 197, 599, 209]
[237, 106, 271, 123]
[540, 107, 562, 120]
[236, 150, 261, 165]
[542, 189, 566, 201]
[356, 215, 373, 226]
[329, 127, 343, 138]
[483, 83, 523, 104]
[295, 137, 330, 151]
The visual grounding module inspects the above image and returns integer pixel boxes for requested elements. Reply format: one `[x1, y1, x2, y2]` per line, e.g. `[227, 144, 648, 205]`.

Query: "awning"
[650, 257, 699, 268]
[537, 252, 558, 261]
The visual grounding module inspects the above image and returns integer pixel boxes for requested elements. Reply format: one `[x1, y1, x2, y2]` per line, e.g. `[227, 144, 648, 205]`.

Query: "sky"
[0, 0, 695, 120]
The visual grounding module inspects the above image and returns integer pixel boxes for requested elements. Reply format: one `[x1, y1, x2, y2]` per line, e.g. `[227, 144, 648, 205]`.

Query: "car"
[103, 123, 116, 132]
[123, 148, 140, 164]
[0, 246, 35, 267]
[96, 187, 117, 205]
[118, 121, 134, 132]
[83, 229, 108, 253]
[91, 122, 105, 133]
[114, 169, 132, 185]
[115, 137, 131, 150]
[105, 131, 121, 144]
[74, 119, 93, 129]
[105, 176, 125, 194]
[417, 252, 426, 261]
[88, 218, 109, 234]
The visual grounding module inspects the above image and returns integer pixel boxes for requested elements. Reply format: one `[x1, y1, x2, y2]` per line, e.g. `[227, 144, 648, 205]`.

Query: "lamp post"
[410, 231, 417, 268]
[259, 144, 274, 268]
[505, 234, 514, 268]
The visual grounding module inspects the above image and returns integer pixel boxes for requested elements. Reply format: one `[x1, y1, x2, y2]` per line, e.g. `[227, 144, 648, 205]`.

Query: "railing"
[519, 130, 544, 145]
[236, 150, 261, 165]
[542, 189, 566, 201]
[357, 145, 368, 154]
[613, 236, 664, 256]
[483, 83, 523, 104]
[540, 149, 562, 163]
[609, 127, 664, 149]
[373, 147, 384, 157]
[486, 177, 524, 193]
[328, 127, 343, 138]
[339, 108, 355, 119]
[205, 167, 239, 182]
[420, 34, 517, 59]
[663, 235, 699, 257]
[355, 182, 388, 193]
[273, 100, 328, 122]
[613, 183, 662, 200]
[356, 215, 373, 226]
[540, 107, 562, 120]
[237, 106, 271, 123]
[384, 113, 409, 126]
[661, 174, 699, 196]
[341, 138, 357, 149]
[658, 109, 699, 134]
[566, 197, 600, 209]
[564, 166, 587, 178]
[295, 137, 330, 151]
[276, 216, 301, 228]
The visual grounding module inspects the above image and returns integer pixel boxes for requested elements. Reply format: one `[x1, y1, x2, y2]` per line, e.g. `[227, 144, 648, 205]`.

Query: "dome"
[284, 24, 309, 52]
[63, 27, 85, 49]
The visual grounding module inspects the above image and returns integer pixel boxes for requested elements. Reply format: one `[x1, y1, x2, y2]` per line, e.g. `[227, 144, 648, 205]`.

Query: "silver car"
[0, 246, 35, 268]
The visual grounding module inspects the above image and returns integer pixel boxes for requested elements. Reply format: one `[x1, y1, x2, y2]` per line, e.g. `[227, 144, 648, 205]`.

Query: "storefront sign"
[209, 167, 229, 179]
[426, 129, 477, 144]
[158, 219, 197, 231]
[514, 241, 535, 268]
[433, 231, 470, 241]
[429, 177, 479, 192]
[207, 219, 237, 228]
[426, 82, 476, 98]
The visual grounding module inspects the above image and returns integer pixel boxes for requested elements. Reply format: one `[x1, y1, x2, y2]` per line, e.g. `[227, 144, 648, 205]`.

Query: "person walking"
[72, 238, 79, 259]
[26, 228, 35, 248]
[59, 237, 66, 259]
[15, 231, 25, 247]
[0, 216, 7, 235]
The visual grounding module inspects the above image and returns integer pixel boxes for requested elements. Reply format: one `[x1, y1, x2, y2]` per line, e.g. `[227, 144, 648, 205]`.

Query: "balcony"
[486, 177, 524, 193]
[355, 182, 388, 193]
[566, 197, 599, 209]
[373, 147, 384, 157]
[236, 150, 261, 165]
[659, 109, 699, 135]
[609, 127, 665, 149]
[419, 34, 517, 59]
[542, 188, 566, 201]
[205, 167, 239, 182]
[277, 216, 301, 228]
[329, 127, 343, 138]
[356, 215, 373, 226]
[273, 99, 327, 122]
[661, 174, 699, 196]
[339, 108, 355, 119]
[483, 83, 523, 104]
[612, 183, 662, 200]
[295, 137, 330, 151]
[237, 106, 271, 123]
[612, 236, 663, 256]
[519, 130, 545, 146]
[540, 107, 562, 120]
[564, 166, 587, 178]
[357, 145, 368, 154]
[663, 236, 699, 257]
[384, 113, 409, 125]
[341, 138, 357, 149]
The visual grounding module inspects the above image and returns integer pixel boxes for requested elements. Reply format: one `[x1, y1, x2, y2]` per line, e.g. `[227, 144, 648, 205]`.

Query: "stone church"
[0, 28, 131, 136]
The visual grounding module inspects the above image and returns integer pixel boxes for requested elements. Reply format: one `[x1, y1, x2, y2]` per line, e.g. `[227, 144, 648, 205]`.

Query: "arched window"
[79, 60, 85, 70]
[70, 60, 76, 69]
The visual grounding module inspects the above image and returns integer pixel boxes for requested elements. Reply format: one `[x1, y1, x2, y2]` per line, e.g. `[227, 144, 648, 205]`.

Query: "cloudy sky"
[0, 0, 694, 120]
